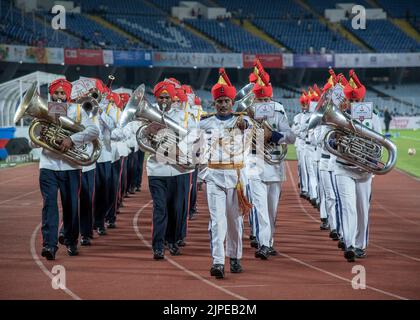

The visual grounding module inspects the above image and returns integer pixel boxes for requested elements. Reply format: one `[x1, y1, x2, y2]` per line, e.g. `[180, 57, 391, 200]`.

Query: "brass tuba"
[308, 91, 397, 175]
[14, 82, 101, 166]
[76, 95, 99, 118]
[119, 84, 195, 169]
[234, 83, 288, 164]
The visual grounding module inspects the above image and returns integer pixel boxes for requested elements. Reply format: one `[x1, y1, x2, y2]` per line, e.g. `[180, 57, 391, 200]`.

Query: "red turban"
[49, 78, 72, 100]
[109, 92, 121, 108]
[343, 69, 366, 101]
[253, 83, 273, 98]
[181, 84, 193, 94]
[211, 68, 236, 100]
[153, 81, 176, 99]
[194, 96, 201, 106]
[175, 87, 188, 103]
[119, 93, 130, 107]
[299, 91, 309, 106]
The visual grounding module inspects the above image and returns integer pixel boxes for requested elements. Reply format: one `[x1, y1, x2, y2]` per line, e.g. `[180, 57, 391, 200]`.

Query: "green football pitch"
[286, 129, 420, 178]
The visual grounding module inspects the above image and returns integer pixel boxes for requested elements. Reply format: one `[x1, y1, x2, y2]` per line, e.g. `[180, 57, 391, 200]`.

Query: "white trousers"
[298, 148, 308, 194]
[335, 174, 372, 250]
[206, 182, 243, 265]
[319, 170, 338, 229]
[305, 149, 318, 200]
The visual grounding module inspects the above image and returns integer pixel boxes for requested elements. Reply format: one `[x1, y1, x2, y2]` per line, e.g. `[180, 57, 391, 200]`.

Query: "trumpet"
[234, 83, 287, 164]
[14, 82, 101, 166]
[75, 95, 99, 118]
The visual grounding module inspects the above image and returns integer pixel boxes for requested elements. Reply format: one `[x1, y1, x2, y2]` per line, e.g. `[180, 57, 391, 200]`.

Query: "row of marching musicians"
[15, 77, 146, 260]
[131, 60, 297, 280]
[292, 68, 396, 263]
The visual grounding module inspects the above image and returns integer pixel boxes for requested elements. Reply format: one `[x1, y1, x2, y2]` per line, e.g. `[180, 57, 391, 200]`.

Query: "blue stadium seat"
[81, 0, 165, 16]
[105, 15, 216, 52]
[376, 0, 420, 19]
[186, 19, 280, 53]
[342, 19, 420, 52]
[253, 19, 361, 53]
[304, 0, 371, 15]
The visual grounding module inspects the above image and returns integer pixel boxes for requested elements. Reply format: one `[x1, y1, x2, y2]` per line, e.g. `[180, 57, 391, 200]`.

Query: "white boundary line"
[133, 201, 248, 301]
[285, 162, 410, 300]
[0, 190, 38, 205]
[30, 223, 82, 300]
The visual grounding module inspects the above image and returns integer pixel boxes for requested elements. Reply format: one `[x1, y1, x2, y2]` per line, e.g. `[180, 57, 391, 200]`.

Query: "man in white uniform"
[332, 70, 382, 262]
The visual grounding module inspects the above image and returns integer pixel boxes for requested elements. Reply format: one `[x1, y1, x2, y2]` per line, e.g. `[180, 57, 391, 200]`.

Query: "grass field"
[285, 129, 420, 178]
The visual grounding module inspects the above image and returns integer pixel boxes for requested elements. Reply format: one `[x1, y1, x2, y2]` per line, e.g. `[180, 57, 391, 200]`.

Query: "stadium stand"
[304, 0, 372, 15]
[342, 19, 420, 52]
[105, 15, 217, 52]
[0, 4, 81, 48]
[81, 0, 165, 15]
[253, 18, 361, 53]
[185, 19, 280, 53]
[376, 0, 420, 19]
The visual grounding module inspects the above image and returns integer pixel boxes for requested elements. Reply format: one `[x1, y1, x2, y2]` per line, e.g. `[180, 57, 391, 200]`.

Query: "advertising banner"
[152, 52, 243, 68]
[242, 54, 283, 68]
[334, 53, 420, 68]
[64, 49, 104, 65]
[390, 117, 420, 129]
[113, 50, 152, 66]
[293, 54, 334, 68]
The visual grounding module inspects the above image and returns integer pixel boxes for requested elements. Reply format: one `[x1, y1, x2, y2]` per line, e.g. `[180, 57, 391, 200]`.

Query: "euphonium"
[76, 95, 99, 118]
[14, 82, 101, 166]
[119, 84, 194, 169]
[234, 83, 288, 164]
[308, 92, 397, 175]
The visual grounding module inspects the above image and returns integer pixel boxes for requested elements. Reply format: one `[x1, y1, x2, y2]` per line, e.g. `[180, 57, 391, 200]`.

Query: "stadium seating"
[254, 19, 361, 53]
[39, 12, 144, 50]
[213, 0, 307, 19]
[105, 15, 216, 52]
[185, 19, 280, 53]
[342, 19, 420, 52]
[0, 6, 81, 48]
[81, 0, 165, 16]
[304, 0, 372, 15]
[376, 0, 420, 19]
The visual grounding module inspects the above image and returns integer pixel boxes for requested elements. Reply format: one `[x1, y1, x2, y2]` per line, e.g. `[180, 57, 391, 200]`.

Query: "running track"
[0, 161, 419, 300]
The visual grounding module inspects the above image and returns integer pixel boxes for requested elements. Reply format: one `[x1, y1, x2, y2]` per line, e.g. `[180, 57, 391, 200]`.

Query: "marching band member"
[313, 70, 340, 238]
[40, 78, 99, 260]
[93, 84, 118, 234]
[147, 81, 193, 259]
[304, 88, 319, 207]
[247, 64, 296, 259]
[292, 92, 310, 199]
[198, 68, 253, 279]
[333, 70, 382, 262]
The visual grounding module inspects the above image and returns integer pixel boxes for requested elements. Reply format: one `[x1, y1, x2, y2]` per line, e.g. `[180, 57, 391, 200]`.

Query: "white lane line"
[221, 285, 270, 288]
[30, 223, 82, 300]
[0, 174, 36, 185]
[133, 201, 248, 301]
[0, 190, 38, 205]
[395, 169, 420, 182]
[369, 243, 420, 263]
[399, 135, 420, 142]
[285, 162, 410, 300]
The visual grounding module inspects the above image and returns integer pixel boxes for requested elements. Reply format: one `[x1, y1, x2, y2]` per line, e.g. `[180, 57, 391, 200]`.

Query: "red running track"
[0, 161, 419, 300]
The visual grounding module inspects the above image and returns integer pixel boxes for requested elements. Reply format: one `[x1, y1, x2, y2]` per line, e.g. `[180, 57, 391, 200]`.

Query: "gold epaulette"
[233, 112, 248, 116]
[200, 112, 216, 120]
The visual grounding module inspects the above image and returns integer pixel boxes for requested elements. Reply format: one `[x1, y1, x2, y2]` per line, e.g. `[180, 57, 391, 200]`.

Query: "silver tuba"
[119, 84, 195, 169]
[76, 95, 99, 118]
[234, 83, 288, 164]
[14, 82, 101, 166]
[308, 91, 397, 175]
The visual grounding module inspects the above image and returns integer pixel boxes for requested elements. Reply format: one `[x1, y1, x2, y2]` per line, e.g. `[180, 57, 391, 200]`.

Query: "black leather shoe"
[129, 188, 135, 194]
[249, 235, 256, 241]
[67, 245, 79, 256]
[153, 249, 165, 260]
[58, 232, 65, 245]
[255, 245, 271, 260]
[320, 218, 329, 230]
[106, 221, 116, 229]
[230, 258, 243, 273]
[41, 247, 56, 260]
[96, 227, 107, 236]
[355, 248, 367, 259]
[176, 239, 186, 247]
[168, 243, 181, 256]
[80, 237, 91, 246]
[329, 230, 340, 240]
[344, 247, 356, 262]
[338, 239, 345, 251]
[269, 247, 277, 256]
[210, 264, 225, 279]
[135, 187, 141, 192]
[250, 238, 259, 249]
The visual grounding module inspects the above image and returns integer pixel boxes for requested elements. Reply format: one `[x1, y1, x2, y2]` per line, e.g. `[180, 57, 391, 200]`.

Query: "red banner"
[243, 54, 283, 69]
[64, 49, 104, 65]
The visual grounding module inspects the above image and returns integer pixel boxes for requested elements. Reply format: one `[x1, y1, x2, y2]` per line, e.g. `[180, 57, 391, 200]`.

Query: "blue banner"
[113, 50, 152, 66]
